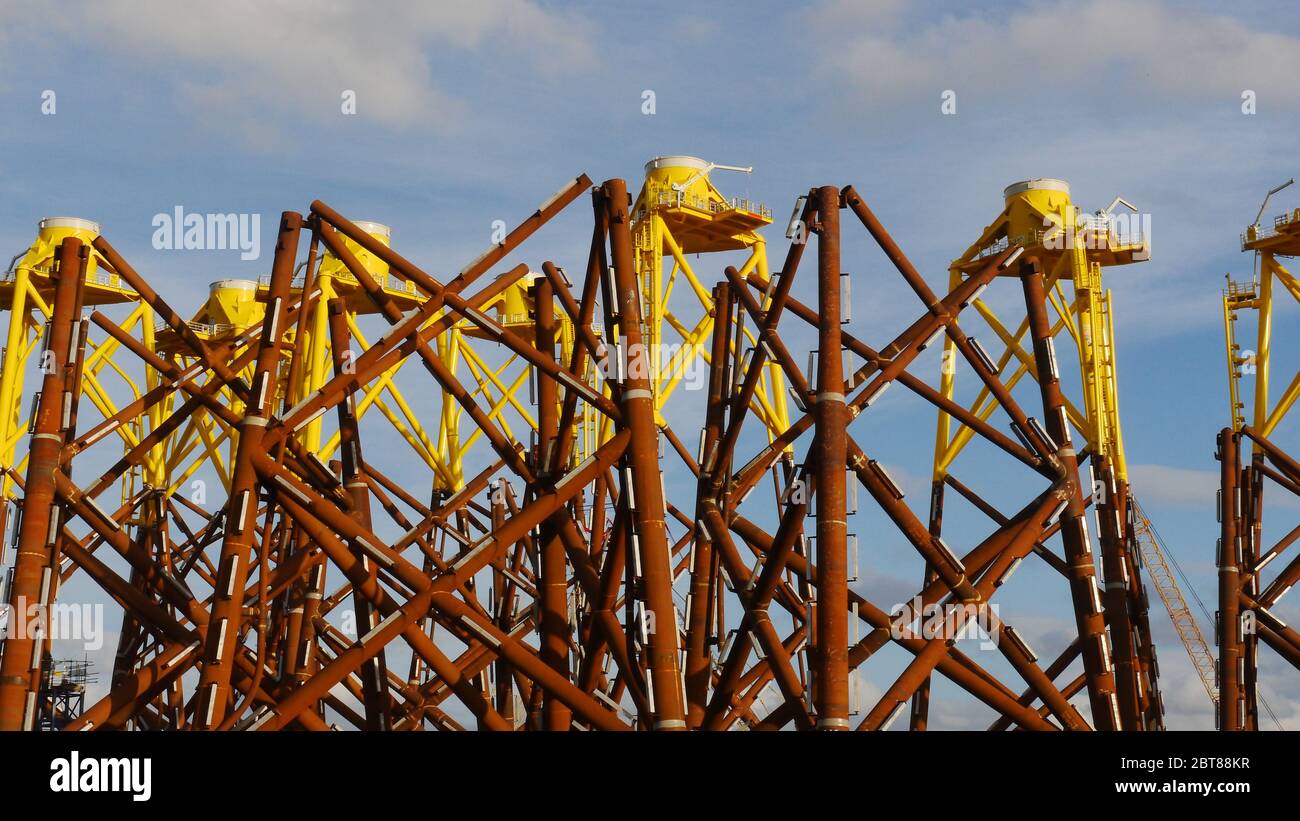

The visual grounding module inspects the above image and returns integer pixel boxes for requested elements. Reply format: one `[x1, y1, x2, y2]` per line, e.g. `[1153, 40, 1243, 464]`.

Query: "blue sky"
[3, 0, 1300, 729]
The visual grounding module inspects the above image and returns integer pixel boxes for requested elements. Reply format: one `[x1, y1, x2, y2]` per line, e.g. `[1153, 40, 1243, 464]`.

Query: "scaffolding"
[38, 657, 96, 731]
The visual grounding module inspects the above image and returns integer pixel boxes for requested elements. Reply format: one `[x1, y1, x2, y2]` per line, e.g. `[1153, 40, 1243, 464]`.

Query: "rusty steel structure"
[1217, 189, 1300, 731]
[924, 179, 1165, 731]
[0, 167, 1180, 731]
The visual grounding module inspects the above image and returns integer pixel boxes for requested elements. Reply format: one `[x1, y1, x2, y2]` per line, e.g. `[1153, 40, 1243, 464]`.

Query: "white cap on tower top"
[210, 279, 259, 292]
[1003, 179, 1070, 199]
[351, 221, 391, 238]
[645, 156, 710, 173]
[40, 217, 101, 233]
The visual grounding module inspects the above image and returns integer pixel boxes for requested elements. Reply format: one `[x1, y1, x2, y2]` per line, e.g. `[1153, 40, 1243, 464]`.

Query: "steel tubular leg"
[812, 186, 849, 730]
[194, 212, 302, 728]
[327, 297, 391, 730]
[532, 275, 572, 730]
[1020, 259, 1119, 729]
[601, 178, 687, 729]
[0, 238, 87, 730]
[684, 283, 732, 726]
[1218, 428, 1243, 730]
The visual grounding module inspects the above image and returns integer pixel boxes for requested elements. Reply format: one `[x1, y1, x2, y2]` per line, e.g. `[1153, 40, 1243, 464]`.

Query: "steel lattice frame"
[1217, 427, 1300, 731]
[1216, 218, 1300, 731]
[0, 176, 1166, 730]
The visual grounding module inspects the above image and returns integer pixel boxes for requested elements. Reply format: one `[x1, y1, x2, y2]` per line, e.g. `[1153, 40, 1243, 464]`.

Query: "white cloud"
[1130, 461, 1300, 509]
[813, 0, 1300, 110]
[45, 1, 596, 138]
[1127, 462, 1218, 508]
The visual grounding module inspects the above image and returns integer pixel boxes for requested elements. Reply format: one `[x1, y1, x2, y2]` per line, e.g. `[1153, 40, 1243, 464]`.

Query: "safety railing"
[975, 230, 1050, 260]
[1242, 209, 1300, 250]
[154, 319, 238, 335]
[975, 218, 1147, 261]
[258, 270, 421, 296]
[1081, 214, 1147, 247]
[1, 263, 131, 291]
[650, 190, 771, 220]
[1223, 276, 1257, 300]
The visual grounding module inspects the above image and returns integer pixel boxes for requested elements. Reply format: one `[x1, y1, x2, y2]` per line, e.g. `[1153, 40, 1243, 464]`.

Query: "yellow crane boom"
[1128, 497, 1218, 707]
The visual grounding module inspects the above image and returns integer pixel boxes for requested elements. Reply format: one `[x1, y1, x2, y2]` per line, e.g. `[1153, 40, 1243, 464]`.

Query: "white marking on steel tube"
[213, 618, 228, 660]
[459, 615, 501, 648]
[355, 535, 395, 568]
[254, 372, 268, 412]
[266, 298, 282, 340]
[1000, 556, 1024, 586]
[85, 496, 121, 531]
[962, 282, 989, 307]
[205, 683, 219, 727]
[880, 702, 907, 731]
[224, 556, 238, 598]
[1047, 498, 1068, 524]
[233, 490, 251, 535]
[281, 391, 320, 424]
[81, 419, 121, 447]
[361, 610, 402, 644]
[274, 475, 312, 507]
[292, 406, 327, 433]
[164, 642, 199, 669]
[246, 708, 276, 731]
